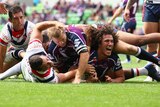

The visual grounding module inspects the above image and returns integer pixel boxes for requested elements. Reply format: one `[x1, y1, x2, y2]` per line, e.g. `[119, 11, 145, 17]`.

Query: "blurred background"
[0, 0, 144, 32]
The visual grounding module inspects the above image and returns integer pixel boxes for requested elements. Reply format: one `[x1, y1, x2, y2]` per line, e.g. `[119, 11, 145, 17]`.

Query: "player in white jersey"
[0, 21, 75, 83]
[21, 39, 59, 83]
[0, 5, 35, 73]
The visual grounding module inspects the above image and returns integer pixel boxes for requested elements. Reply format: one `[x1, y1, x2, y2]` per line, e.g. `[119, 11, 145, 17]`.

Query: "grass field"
[0, 55, 160, 107]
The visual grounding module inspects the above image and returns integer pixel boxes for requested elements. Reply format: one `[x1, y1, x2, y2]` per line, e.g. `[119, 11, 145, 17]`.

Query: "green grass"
[0, 55, 160, 107]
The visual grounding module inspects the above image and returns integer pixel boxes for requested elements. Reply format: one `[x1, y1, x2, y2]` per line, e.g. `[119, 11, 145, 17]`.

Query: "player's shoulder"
[26, 20, 35, 28]
[0, 22, 11, 33]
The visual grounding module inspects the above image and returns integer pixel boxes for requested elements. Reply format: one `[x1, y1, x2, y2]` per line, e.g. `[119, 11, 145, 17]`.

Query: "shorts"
[142, 3, 160, 22]
[121, 18, 136, 33]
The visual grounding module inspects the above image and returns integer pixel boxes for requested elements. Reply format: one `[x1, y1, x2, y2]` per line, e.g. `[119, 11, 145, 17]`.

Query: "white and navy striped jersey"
[0, 20, 35, 50]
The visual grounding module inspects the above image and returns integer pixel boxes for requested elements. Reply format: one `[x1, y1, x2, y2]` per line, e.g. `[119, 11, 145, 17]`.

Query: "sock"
[0, 62, 21, 80]
[126, 55, 130, 62]
[135, 47, 160, 67]
[131, 67, 148, 77]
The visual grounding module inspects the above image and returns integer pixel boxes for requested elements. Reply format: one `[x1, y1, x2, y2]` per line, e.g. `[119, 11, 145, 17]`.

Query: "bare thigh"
[114, 40, 138, 55]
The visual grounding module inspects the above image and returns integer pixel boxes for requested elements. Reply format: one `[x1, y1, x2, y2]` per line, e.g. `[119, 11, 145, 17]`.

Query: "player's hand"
[86, 64, 96, 73]
[0, 3, 7, 14]
[107, 19, 112, 25]
[123, 9, 130, 22]
[72, 78, 81, 84]
[105, 75, 113, 83]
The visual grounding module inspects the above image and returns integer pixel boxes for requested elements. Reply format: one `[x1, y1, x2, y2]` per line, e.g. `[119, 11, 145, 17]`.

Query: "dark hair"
[89, 24, 119, 50]
[8, 5, 24, 19]
[42, 32, 49, 43]
[29, 55, 43, 71]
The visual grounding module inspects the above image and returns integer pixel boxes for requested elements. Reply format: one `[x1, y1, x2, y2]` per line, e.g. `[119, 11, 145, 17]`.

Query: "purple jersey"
[120, 0, 138, 33]
[120, 0, 139, 18]
[88, 50, 122, 82]
[48, 26, 88, 73]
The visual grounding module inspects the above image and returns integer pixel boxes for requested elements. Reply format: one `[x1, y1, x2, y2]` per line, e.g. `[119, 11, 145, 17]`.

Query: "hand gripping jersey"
[88, 50, 122, 82]
[48, 26, 88, 73]
[0, 20, 35, 50]
[21, 39, 58, 83]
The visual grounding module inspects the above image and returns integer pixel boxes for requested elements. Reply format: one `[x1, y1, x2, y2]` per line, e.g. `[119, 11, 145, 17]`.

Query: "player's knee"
[126, 45, 137, 55]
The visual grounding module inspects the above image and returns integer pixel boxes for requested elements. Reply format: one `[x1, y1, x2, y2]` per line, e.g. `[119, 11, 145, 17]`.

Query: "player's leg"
[117, 30, 160, 46]
[114, 40, 160, 66]
[0, 62, 21, 80]
[124, 64, 160, 81]
[142, 4, 160, 81]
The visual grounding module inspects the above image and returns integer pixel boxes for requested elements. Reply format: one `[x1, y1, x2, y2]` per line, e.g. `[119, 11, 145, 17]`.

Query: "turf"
[0, 55, 160, 107]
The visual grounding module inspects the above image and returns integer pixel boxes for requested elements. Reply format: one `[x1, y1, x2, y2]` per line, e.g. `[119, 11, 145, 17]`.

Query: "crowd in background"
[0, 0, 138, 27]
[0, 0, 144, 34]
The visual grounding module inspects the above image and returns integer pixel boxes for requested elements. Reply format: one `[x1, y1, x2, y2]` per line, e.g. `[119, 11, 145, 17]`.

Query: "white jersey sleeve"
[0, 23, 12, 46]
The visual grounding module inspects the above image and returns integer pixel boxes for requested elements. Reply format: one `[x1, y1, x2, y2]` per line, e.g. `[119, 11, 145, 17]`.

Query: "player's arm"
[30, 21, 65, 42]
[73, 51, 89, 84]
[124, 0, 137, 21]
[0, 45, 7, 72]
[105, 69, 125, 83]
[108, 7, 123, 24]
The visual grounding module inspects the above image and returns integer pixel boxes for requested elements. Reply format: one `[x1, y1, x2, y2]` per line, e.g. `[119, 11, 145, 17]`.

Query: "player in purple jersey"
[84, 25, 160, 83]
[74, 24, 160, 68]
[108, 0, 139, 63]
[0, 5, 35, 73]
[47, 25, 89, 84]
[124, 0, 160, 81]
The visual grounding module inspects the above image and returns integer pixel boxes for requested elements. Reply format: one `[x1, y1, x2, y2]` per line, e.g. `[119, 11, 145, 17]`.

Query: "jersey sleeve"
[26, 21, 35, 38]
[68, 27, 88, 55]
[0, 24, 11, 46]
[27, 39, 44, 52]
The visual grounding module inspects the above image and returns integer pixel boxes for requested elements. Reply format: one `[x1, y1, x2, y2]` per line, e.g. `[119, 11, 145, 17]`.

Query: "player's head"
[90, 25, 118, 55]
[47, 26, 67, 47]
[92, 25, 118, 56]
[29, 54, 53, 71]
[8, 5, 25, 30]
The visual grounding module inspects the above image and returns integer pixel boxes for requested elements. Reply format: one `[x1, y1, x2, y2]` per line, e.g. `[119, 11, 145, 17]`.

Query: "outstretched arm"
[30, 21, 65, 42]
[105, 69, 125, 83]
[108, 7, 123, 24]
[73, 52, 89, 84]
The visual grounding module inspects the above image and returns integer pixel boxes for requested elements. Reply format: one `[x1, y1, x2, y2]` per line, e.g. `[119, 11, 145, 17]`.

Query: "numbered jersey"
[0, 20, 35, 50]
[120, 0, 139, 18]
[21, 39, 58, 83]
[48, 26, 88, 73]
[88, 50, 122, 82]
